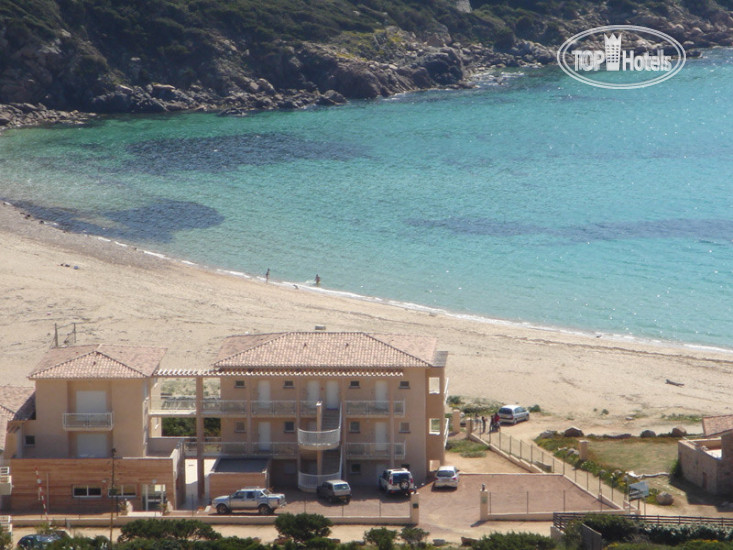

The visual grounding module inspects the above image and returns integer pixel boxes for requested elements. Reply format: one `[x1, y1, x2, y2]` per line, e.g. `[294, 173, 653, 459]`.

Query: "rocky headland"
[0, 0, 730, 130]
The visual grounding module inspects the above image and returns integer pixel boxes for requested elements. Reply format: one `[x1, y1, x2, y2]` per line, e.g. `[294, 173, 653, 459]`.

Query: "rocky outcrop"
[0, 103, 93, 130]
[0, 0, 731, 131]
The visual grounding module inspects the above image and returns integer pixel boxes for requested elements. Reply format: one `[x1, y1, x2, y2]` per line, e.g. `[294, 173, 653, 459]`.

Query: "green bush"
[564, 514, 640, 547]
[400, 526, 429, 548]
[118, 518, 221, 542]
[471, 531, 556, 550]
[364, 527, 398, 550]
[275, 513, 333, 544]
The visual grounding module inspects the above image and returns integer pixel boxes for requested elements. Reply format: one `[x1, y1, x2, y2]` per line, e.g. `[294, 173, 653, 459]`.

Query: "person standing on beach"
[315, 274, 321, 287]
[265, 268, 270, 283]
[481, 415, 486, 433]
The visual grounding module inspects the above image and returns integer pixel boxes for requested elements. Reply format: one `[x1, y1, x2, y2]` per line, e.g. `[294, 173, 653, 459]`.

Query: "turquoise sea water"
[2, 49, 733, 348]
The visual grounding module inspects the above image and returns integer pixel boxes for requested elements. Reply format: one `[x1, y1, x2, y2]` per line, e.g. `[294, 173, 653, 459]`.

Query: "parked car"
[498, 404, 530, 425]
[211, 487, 286, 515]
[17, 531, 69, 549]
[378, 468, 415, 495]
[433, 465, 459, 489]
[316, 479, 352, 503]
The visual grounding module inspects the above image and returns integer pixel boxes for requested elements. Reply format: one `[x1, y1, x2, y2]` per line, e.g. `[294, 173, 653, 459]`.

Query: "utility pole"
[109, 447, 116, 543]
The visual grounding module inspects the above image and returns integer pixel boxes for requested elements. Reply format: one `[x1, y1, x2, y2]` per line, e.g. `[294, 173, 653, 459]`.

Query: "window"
[349, 421, 360, 433]
[283, 380, 294, 389]
[399, 422, 410, 433]
[429, 377, 441, 394]
[24, 435, 35, 447]
[429, 418, 442, 435]
[399, 381, 410, 390]
[234, 380, 245, 389]
[349, 381, 360, 389]
[109, 485, 137, 498]
[284, 421, 295, 433]
[350, 463, 361, 475]
[73, 486, 102, 498]
[235, 422, 246, 433]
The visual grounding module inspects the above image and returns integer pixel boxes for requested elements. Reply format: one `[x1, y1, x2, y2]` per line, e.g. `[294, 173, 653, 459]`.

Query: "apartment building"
[1, 332, 448, 513]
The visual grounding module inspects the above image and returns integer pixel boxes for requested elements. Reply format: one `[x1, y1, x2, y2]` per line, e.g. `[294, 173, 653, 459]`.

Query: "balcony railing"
[298, 428, 341, 450]
[345, 401, 389, 416]
[344, 442, 406, 459]
[63, 412, 113, 431]
[300, 401, 318, 416]
[149, 396, 250, 415]
[251, 400, 297, 416]
[182, 439, 297, 458]
[0, 467, 11, 496]
[345, 400, 405, 417]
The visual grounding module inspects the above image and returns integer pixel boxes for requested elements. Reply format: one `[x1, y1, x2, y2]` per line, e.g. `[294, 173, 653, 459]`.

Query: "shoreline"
[3, 198, 733, 428]
[14, 200, 733, 359]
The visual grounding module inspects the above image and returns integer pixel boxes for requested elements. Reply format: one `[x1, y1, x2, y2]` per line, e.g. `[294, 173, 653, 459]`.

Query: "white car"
[498, 404, 530, 425]
[433, 465, 459, 489]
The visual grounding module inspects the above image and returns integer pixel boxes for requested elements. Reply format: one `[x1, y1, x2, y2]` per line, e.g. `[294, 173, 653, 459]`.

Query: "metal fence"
[476, 431, 634, 511]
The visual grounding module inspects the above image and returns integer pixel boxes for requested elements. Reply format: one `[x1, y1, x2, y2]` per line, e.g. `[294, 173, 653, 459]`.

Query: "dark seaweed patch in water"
[13, 199, 223, 243]
[126, 133, 361, 174]
[406, 217, 545, 237]
[407, 216, 733, 243]
[561, 219, 733, 242]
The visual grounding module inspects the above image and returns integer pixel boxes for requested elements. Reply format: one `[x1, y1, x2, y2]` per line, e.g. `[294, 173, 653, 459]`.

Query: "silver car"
[498, 404, 530, 425]
[433, 465, 459, 489]
[211, 487, 286, 515]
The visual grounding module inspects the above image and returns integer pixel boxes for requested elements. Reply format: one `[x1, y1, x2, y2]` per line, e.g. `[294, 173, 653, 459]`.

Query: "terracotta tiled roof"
[702, 415, 733, 436]
[156, 368, 405, 377]
[214, 332, 440, 370]
[0, 385, 35, 452]
[0, 386, 35, 421]
[29, 345, 166, 379]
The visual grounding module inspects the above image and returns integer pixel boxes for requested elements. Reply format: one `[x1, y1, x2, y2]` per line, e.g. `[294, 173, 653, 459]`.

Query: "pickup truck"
[211, 487, 286, 515]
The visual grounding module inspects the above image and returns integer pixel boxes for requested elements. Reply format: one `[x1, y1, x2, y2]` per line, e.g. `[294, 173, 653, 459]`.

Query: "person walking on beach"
[315, 274, 321, 287]
[265, 268, 270, 283]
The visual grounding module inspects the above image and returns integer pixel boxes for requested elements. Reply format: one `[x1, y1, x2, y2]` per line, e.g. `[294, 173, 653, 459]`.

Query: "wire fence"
[475, 430, 635, 511]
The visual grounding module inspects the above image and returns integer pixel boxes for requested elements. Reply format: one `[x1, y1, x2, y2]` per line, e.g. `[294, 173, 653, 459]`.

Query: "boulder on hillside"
[671, 426, 687, 437]
[538, 430, 557, 439]
[640, 430, 657, 438]
[656, 492, 674, 505]
[564, 426, 584, 437]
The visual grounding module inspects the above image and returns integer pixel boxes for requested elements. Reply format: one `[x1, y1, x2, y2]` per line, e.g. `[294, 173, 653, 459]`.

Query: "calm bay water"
[2, 49, 733, 348]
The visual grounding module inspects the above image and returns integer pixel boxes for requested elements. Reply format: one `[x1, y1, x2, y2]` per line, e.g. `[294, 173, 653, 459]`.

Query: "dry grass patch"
[586, 437, 678, 475]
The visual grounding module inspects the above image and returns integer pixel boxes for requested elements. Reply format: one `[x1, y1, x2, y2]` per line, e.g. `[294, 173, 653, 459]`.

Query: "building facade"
[2, 332, 448, 512]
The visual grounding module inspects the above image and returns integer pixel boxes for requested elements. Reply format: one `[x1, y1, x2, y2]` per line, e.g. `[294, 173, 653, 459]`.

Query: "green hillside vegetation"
[0, 0, 732, 113]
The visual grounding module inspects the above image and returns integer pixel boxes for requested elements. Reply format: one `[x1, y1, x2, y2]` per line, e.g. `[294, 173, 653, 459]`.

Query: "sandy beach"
[3, 200, 733, 432]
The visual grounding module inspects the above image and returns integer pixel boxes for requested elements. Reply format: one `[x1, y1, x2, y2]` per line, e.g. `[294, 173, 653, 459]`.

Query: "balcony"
[148, 396, 248, 416]
[182, 439, 297, 458]
[345, 442, 406, 459]
[298, 428, 341, 450]
[345, 400, 405, 417]
[63, 412, 113, 431]
[0, 467, 11, 496]
[251, 400, 297, 416]
[298, 408, 341, 450]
